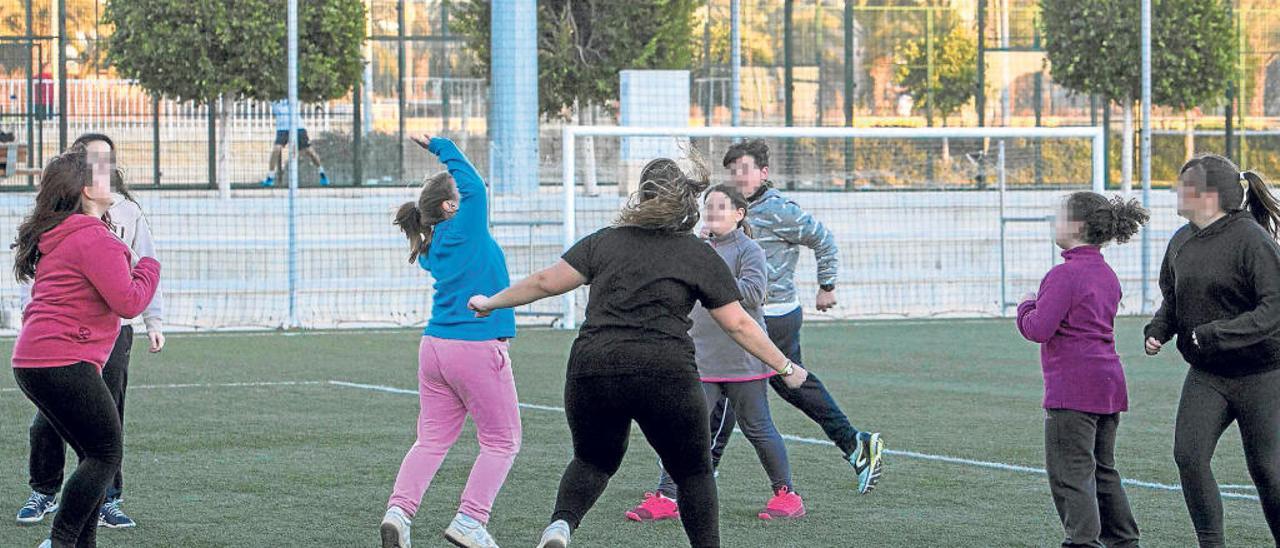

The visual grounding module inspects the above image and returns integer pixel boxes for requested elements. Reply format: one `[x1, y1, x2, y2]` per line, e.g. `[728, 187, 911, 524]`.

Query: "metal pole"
[25, 0, 35, 186]
[976, 0, 986, 128]
[152, 94, 160, 185]
[354, 74, 363, 186]
[703, 0, 712, 127]
[1103, 100, 1111, 189]
[844, 1, 855, 186]
[1140, 0, 1153, 313]
[56, 0, 66, 150]
[561, 127, 577, 329]
[441, 0, 451, 132]
[397, 0, 407, 183]
[1225, 0, 1235, 163]
[783, 0, 794, 186]
[1033, 24, 1043, 185]
[730, 0, 741, 127]
[288, 0, 300, 328]
[998, 139, 1006, 314]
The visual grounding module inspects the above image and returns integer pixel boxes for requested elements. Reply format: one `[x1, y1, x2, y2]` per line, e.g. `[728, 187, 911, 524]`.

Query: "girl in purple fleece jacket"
[1017, 191, 1148, 548]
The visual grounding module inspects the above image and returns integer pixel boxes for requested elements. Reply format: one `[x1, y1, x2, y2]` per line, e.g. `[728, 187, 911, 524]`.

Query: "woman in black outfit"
[1145, 154, 1280, 547]
[468, 158, 808, 548]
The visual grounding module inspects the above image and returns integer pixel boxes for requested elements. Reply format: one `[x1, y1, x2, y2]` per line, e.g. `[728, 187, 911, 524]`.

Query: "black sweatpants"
[553, 372, 719, 548]
[1174, 366, 1280, 547]
[14, 361, 123, 548]
[1044, 409, 1140, 548]
[30, 325, 132, 500]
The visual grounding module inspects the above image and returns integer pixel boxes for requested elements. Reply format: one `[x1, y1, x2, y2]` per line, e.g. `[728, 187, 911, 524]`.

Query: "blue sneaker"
[16, 491, 57, 524]
[261, 175, 275, 188]
[98, 498, 135, 528]
[849, 432, 885, 494]
[319, 171, 330, 186]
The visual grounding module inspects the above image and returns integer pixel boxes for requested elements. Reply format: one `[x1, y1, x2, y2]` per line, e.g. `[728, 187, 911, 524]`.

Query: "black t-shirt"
[562, 226, 742, 379]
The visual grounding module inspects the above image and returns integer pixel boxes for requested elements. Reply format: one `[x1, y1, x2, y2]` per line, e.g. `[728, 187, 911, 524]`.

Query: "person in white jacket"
[15, 134, 164, 530]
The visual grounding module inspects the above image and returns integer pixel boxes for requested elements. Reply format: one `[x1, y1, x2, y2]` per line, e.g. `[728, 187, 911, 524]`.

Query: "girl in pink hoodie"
[10, 145, 160, 548]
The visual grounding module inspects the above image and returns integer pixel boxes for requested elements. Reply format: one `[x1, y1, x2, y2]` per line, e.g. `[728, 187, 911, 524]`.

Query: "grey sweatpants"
[657, 378, 792, 498]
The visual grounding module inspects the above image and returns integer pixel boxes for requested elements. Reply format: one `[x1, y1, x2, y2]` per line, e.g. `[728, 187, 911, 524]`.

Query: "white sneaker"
[37, 540, 51, 548]
[536, 520, 571, 548]
[380, 506, 412, 548]
[443, 512, 499, 548]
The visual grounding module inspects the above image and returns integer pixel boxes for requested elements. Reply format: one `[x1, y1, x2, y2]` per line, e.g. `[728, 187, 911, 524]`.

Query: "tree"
[456, 0, 698, 195]
[104, 0, 365, 194]
[456, 0, 699, 118]
[895, 23, 977, 127]
[1041, 0, 1234, 191]
[895, 22, 977, 164]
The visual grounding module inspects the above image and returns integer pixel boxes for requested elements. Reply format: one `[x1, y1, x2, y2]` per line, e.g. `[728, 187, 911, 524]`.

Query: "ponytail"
[394, 170, 457, 263]
[1242, 170, 1280, 239]
[394, 202, 432, 263]
[1067, 191, 1149, 246]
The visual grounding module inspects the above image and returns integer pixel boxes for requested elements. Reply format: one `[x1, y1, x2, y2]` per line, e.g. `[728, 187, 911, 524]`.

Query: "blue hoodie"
[420, 138, 516, 341]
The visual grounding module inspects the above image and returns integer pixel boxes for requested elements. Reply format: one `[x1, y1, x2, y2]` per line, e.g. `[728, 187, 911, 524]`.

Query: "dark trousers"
[553, 372, 719, 548]
[1044, 409, 1140, 548]
[710, 307, 861, 459]
[30, 326, 132, 501]
[14, 361, 123, 548]
[658, 378, 792, 498]
[1174, 367, 1280, 547]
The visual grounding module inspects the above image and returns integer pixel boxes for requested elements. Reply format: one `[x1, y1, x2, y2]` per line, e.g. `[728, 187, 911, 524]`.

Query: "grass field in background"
[0, 318, 1271, 547]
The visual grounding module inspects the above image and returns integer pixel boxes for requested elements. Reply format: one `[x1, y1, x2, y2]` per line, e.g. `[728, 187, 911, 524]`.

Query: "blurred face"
[1053, 202, 1084, 250]
[727, 155, 767, 197]
[702, 190, 744, 238]
[82, 140, 115, 210]
[1176, 167, 1218, 220]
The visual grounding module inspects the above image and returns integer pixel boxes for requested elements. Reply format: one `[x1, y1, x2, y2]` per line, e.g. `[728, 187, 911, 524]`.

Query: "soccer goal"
[549, 125, 1107, 328]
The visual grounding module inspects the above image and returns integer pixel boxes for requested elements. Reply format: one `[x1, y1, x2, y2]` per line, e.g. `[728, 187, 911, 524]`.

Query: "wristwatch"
[819, 283, 836, 292]
[781, 360, 795, 376]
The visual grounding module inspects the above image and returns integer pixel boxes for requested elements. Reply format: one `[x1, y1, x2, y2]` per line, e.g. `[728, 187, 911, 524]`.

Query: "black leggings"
[14, 362, 123, 548]
[553, 372, 719, 548]
[30, 326, 132, 500]
[1174, 366, 1280, 547]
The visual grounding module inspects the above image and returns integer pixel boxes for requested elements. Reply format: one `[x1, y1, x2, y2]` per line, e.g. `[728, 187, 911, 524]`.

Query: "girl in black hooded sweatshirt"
[1144, 154, 1280, 547]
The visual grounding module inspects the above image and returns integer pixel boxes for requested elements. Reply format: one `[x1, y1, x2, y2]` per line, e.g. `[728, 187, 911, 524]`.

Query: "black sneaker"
[98, 498, 136, 528]
[16, 491, 57, 524]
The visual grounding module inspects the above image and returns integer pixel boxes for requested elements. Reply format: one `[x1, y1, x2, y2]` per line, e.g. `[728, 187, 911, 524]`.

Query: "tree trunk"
[1184, 111, 1195, 163]
[218, 94, 233, 199]
[1121, 97, 1134, 195]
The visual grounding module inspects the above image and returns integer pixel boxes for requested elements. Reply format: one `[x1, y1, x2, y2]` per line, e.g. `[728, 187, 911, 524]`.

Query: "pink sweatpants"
[387, 336, 522, 523]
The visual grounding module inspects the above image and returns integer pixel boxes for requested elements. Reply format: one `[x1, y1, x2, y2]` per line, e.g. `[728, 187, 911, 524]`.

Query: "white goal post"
[557, 125, 1107, 329]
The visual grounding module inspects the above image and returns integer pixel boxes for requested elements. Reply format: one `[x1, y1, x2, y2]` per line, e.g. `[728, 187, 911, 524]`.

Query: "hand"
[148, 330, 166, 353]
[408, 134, 434, 150]
[1022, 291, 1037, 303]
[699, 225, 712, 239]
[816, 288, 838, 312]
[468, 295, 493, 318]
[781, 364, 809, 389]
[1144, 337, 1163, 356]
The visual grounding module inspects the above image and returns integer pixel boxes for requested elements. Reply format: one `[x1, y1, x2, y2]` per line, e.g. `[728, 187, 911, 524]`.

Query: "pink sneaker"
[758, 486, 805, 520]
[625, 492, 679, 522]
